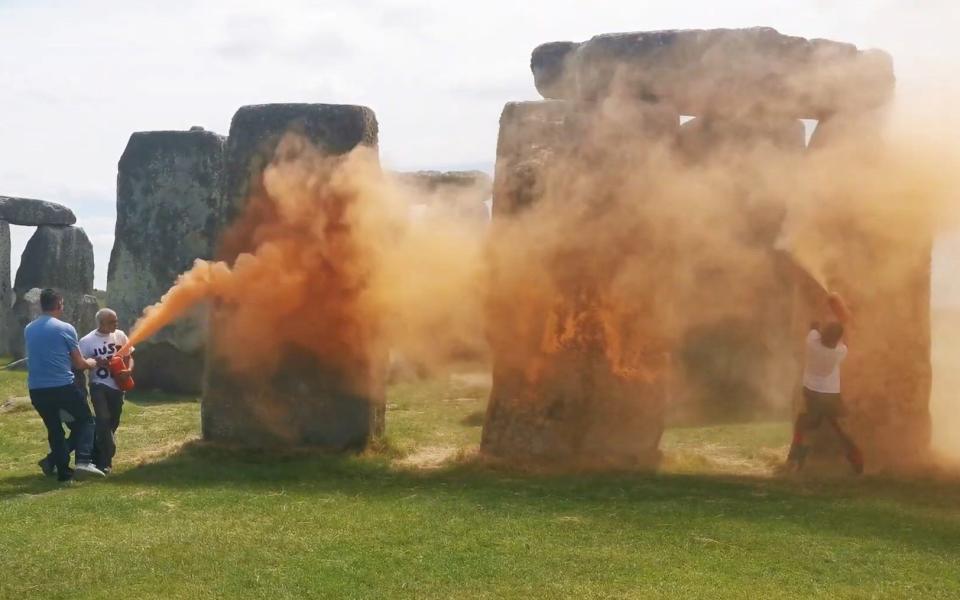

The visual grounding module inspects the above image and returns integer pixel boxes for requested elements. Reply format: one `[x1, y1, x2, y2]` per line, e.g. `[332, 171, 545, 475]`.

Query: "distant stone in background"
[76, 294, 99, 338]
[9, 225, 94, 357]
[391, 170, 491, 223]
[0, 221, 10, 355]
[530, 28, 894, 118]
[0, 196, 76, 226]
[107, 129, 226, 394]
[9, 287, 41, 358]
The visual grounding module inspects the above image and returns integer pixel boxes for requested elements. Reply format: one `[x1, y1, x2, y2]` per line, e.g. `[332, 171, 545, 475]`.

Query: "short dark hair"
[821, 321, 844, 349]
[39, 288, 63, 312]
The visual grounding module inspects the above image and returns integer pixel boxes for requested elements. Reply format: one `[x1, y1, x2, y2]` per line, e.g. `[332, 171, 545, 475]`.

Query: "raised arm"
[827, 292, 851, 325]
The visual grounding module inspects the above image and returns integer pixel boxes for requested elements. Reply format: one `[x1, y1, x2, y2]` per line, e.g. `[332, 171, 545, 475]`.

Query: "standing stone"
[76, 295, 99, 340]
[481, 100, 678, 466]
[202, 103, 384, 449]
[10, 288, 41, 351]
[796, 112, 930, 471]
[9, 225, 94, 357]
[107, 128, 226, 394]
[0, 221, 10, 355]
[673, 115, 806, 421]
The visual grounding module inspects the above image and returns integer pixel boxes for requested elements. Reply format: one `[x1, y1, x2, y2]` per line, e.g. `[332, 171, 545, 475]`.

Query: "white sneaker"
[74, 462, 106, 479]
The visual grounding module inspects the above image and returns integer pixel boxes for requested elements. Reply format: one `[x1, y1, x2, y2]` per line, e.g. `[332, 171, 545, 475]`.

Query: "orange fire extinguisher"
[108, 354, 135, 392]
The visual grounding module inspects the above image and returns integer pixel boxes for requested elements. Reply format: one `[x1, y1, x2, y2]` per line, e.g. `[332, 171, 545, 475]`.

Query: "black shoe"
[57, 467, 75, 482]
[38, 457, 55, 477]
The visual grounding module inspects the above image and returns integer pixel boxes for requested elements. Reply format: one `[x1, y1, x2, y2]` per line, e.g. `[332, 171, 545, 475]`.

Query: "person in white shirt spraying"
[786, 293, 864, 474]
[79, 308, 134, 474]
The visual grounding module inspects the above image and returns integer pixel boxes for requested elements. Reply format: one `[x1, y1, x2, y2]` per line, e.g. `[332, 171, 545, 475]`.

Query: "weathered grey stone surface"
[202, 103, 384, 449]
[107, 128, 226, 394]
[15, 226, 94, 293]
[532, 28, 894, 118]
[491, 101, 576, 218]
[9, 288, 40, 358]
[219, 103, 379, 234]
[8, 226, 94, 357]
[76, 294, 99, 339]
[482, 100, 676, 465]
[0, 221, 10, 355]
[0, 196, 76, 226]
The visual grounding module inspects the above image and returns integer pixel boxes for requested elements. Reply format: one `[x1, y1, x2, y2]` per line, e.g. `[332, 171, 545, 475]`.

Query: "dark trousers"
[46, 376, 89, 466]
[30, 384, 95, 479]
[90, 383, 124, 469]
[788, 388, 863, 470]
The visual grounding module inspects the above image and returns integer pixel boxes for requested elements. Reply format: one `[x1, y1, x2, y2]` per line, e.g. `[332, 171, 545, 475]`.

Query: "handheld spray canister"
[108, 352, 135, 392]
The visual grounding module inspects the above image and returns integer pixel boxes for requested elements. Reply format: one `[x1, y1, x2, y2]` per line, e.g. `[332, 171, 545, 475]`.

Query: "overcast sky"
[1, 0, 957, 299]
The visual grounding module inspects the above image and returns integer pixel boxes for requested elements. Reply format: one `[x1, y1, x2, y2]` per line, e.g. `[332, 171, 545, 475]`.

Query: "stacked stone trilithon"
[482, 27, 919, 470]
[201, 103, 385, 449]
[0, 197, 97, 357]
[107, 127, 226, 394]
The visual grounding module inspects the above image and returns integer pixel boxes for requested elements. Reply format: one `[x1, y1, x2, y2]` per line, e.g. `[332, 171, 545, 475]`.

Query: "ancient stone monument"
[9, 224, 95, 356]
[482, 27, 917, 469]
[0, 195, 77, 226]
[201, 103, 385, 449]
[107, 127, 226, 394]
[0, 195, 80, 356]
[483, 99, 678, 466]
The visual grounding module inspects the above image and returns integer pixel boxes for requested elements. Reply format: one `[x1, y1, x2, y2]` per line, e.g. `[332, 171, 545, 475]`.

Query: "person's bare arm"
[827, 292, 851, 324]
[70, 348, 97, 371]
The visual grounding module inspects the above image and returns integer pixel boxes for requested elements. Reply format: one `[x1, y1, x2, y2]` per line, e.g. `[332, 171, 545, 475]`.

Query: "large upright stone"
[107, 128, 226, 394]
[9, 225, 94, 356]
[0, 221, 10, 355]
[481, 100, 677, 466]
[795, 114, 931, 471]
[219, 103, 379, 235]
[202, 103, 384, 449]
[672, 116, 806, 421]
[531, 28, 894, 119]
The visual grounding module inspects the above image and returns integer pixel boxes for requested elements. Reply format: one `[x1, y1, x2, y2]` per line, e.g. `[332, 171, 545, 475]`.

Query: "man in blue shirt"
[26, 288, 105, 481]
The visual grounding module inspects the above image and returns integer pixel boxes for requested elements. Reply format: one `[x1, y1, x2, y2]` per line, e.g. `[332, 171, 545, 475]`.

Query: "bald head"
[96, 308, 119, 333]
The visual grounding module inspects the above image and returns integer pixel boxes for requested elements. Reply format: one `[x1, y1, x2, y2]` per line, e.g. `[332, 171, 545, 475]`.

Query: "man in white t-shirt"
[786, 295, 863, 474]
[79, 308, 134, 474]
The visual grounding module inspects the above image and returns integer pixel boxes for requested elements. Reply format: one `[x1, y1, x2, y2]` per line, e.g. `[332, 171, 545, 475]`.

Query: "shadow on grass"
[125, 390, 200, 406]
[100, 441, 960, 550]
[5, 439, 960, 557]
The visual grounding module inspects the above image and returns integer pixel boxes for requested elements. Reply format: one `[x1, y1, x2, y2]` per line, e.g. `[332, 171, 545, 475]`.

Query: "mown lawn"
[1, 365, 959, 599]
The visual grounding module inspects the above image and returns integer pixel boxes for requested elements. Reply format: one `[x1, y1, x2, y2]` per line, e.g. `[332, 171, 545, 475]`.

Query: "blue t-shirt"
[24, 315, 79, 390]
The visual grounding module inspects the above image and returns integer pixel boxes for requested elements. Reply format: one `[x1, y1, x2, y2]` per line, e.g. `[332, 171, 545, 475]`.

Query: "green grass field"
[2, 366, 960, 599]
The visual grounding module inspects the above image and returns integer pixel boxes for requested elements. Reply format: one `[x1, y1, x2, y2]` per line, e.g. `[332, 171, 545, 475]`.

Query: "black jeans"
[30, 384, 96, 479]
[90, 383, 124, 469]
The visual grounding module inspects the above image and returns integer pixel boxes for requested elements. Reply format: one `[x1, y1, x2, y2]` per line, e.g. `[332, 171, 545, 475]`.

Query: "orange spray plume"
[120, 132, 487, 378]
[121, 259, 232, 355]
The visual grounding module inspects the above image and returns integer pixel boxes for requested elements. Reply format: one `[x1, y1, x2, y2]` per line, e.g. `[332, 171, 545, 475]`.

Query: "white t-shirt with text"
[79, 329, 134, 390]
[802, 329, 847, 394]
